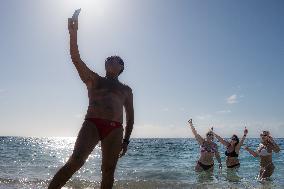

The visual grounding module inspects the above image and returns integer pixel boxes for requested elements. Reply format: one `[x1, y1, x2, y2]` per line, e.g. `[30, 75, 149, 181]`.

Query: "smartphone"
[72, 8, 81, 20]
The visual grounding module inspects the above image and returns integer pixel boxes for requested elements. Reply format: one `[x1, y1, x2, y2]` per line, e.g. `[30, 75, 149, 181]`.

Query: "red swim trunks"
[85, 118, 122, 140]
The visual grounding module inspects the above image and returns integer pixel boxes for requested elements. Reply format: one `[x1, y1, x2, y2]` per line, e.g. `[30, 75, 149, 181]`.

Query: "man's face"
[105, 58, 123, 76]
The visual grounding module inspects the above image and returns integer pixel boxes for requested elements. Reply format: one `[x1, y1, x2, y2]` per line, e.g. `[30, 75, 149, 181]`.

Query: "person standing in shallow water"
[244, 131, 280, 180]
[188, 119, 222, 172]
[48, 11, 134, 189]
[212, 127, 248, 169]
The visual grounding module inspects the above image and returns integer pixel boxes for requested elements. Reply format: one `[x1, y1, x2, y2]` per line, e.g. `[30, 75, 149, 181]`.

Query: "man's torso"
[85, 76, 130, 123]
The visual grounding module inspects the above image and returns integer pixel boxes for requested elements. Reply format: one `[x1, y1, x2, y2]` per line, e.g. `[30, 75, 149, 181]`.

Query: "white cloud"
[216, 110, 231, 114]
[226, 94, 238, 104]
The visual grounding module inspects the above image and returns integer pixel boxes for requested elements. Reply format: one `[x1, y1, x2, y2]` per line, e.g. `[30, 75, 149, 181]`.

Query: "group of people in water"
[188, 119, 281, 180]
[47, 10, 281, 189]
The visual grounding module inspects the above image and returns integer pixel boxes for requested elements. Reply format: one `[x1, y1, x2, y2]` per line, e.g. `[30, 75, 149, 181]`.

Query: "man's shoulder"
[119, 82, 132, 91]
[119, 82, 133, 95]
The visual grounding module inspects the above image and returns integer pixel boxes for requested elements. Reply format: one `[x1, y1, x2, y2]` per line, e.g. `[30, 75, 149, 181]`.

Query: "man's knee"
[67, 154, 86, 170]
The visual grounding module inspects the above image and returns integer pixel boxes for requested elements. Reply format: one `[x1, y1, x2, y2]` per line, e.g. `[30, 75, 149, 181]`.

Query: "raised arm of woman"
[212, 131, 230, 147]
[236, 127, 248, 151]
[188, 119, 204, 145]
[244, 146, 259, 157]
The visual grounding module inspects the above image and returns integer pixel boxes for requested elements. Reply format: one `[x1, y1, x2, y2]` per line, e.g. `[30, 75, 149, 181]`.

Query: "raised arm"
[244, 146, 259, 157]
[212, 130, 230, 147]
[120, 87, 134, 157]
[188, 119, 204, 145]
[68, 16, 98, 85]
[268, 136, 281, 153]
[236, 127, 248, 151]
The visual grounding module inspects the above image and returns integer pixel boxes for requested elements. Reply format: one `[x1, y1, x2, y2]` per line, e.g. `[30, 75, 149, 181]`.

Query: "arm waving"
[188, 119, 204, 145]
[212, 131, 230, 147]
[268, 136, 281, 153]
[244, 146, 259, 157]
[236, 127, 248, 151]
[68, 17, 98, 85]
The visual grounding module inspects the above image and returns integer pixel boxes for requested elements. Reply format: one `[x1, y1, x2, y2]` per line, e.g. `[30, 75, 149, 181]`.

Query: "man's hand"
[119, 142, 128, 158]
[68, 18, 78, 35]
[68, 9, 80, 35]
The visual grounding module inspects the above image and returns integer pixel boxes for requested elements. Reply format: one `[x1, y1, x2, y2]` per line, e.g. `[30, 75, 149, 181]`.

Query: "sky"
[0, 0, 284, 138]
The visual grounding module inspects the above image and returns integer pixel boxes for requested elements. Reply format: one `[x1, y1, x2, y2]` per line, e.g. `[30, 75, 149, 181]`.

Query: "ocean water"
[0, 137, 283, 189]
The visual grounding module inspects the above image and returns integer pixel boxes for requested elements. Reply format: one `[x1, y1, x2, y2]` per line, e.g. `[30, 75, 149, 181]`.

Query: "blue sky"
[0, 0, 284, 138]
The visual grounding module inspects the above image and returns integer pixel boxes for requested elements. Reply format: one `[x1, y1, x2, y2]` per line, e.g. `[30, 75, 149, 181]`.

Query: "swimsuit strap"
[225, 144, 238, 157]
[201, 142, 216, 153]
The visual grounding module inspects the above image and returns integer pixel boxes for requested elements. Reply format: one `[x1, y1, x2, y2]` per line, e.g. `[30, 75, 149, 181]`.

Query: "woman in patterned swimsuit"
[188, 119, 222, 172]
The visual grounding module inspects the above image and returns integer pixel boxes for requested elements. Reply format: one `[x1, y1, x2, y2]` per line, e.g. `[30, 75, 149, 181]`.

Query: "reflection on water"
[0, 137, 283, 188]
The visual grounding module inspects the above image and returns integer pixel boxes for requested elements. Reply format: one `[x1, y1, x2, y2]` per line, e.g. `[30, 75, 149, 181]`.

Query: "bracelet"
[123, 139, 130, 145]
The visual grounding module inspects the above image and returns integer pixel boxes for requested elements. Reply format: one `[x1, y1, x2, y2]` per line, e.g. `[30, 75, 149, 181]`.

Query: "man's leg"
[100, 127, 123, 189]
[48, 120, 100, 189]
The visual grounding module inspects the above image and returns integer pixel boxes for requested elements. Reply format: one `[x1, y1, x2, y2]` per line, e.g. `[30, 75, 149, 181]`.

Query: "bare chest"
[88, 79, 127, 103]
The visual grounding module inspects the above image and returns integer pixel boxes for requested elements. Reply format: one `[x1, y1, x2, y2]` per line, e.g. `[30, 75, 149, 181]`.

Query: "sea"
[0, 137, 283, 189]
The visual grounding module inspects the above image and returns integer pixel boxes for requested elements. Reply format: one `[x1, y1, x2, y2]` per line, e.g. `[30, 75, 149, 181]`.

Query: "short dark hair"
[105, 56, 124, 74]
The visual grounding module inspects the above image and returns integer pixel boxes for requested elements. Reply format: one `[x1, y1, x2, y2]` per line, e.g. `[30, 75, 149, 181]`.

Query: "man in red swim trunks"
[48, 12, 134, 189]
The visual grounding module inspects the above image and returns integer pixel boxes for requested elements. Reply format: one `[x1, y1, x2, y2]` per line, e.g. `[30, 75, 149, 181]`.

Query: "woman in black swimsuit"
[212, 127, 248, 169]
